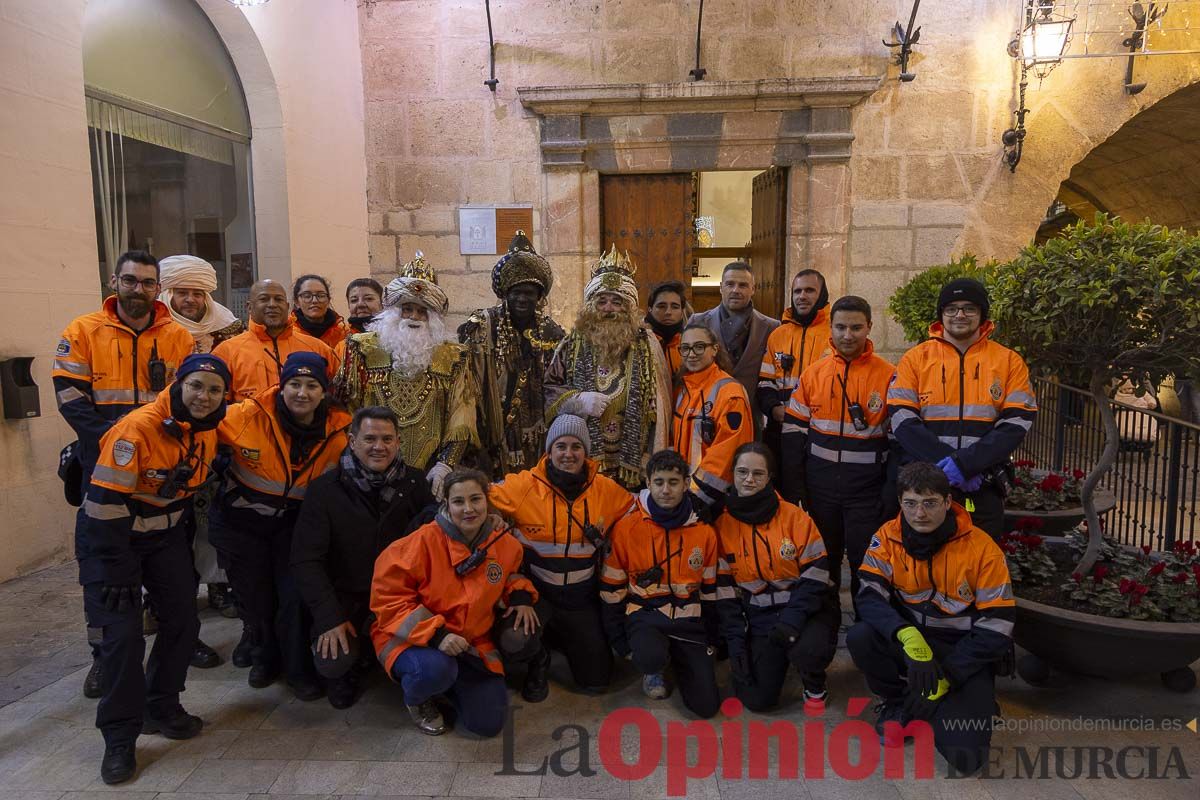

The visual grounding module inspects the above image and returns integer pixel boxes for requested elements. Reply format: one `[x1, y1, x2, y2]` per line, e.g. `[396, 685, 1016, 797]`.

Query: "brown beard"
[574, 306, 640, 369]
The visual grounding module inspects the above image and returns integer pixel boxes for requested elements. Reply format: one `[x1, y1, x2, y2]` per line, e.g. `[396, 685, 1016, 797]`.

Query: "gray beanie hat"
[545, 414, 591, 455]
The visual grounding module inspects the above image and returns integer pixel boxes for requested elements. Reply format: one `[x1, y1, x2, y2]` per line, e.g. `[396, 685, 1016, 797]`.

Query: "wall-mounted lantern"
[1002, 1, 1075, 172]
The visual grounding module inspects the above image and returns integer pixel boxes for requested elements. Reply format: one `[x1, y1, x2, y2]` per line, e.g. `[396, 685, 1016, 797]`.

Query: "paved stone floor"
[1, 563, 1197, 799]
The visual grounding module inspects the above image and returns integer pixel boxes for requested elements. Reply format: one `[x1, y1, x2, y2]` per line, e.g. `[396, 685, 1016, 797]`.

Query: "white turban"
[584, 270, 639, 309]
[384, 276, 449, 315]
[157, 254, 240, 351]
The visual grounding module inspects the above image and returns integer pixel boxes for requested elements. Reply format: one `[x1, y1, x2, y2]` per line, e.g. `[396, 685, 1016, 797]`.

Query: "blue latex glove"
[937, 456, 967, 489]
[960, 473, 983, 493]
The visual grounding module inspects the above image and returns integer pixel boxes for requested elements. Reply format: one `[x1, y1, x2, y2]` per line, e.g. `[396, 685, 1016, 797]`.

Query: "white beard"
[368, 307, 448, 378]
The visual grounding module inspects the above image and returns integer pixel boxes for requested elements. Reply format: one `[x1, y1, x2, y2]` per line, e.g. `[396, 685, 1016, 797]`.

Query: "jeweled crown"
[398, 250, 438, 283]
[590, 243, 637, 278]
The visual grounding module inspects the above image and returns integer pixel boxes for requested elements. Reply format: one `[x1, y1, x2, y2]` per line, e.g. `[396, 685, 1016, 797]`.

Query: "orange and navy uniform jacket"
[294, 310, 350, 350]
[489, 457, 634, 609]
[599, 491, 725, 654]
[713, 496, 834, 658]
[211, 319, 338, 402]
[78, 391, 217, 584]
[53, 297, 194, 470]
[216, 386, 350, 521]
[370, 518, 537, 676]
[887, 321, 1037, 477]
[757, 306, 832, 420]
[857, 504, 1016, 685]
[659, 331, 682, 377]
[782, 339, 895, 498]
[672, 362, 754, 502]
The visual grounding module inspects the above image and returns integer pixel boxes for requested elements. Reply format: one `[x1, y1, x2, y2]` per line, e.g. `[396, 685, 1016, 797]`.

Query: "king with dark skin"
[505, 284, 541, 331]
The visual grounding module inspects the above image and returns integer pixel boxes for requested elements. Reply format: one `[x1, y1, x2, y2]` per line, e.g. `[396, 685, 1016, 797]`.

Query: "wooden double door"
[599, 168, 788, 318]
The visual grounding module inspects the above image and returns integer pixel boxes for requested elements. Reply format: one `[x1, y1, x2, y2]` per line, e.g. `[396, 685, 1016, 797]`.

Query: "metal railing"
[1016, 377, 1200, 550]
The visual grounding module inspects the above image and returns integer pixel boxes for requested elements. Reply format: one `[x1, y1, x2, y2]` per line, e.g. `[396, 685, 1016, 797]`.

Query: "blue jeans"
[390, 646, 508, 737]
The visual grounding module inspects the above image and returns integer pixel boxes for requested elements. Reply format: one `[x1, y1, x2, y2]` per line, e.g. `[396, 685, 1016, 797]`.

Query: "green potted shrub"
[887, 255, 997, 344]
[990, 215, 1200, 691]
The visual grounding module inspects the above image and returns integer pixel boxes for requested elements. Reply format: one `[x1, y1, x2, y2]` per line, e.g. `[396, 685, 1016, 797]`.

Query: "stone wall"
[359, 0, 1200, 360]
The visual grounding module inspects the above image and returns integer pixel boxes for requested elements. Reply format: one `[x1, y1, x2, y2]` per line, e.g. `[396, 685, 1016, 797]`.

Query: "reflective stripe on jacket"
[370, 520, 536, 675]
[672, 362, 754, 498]
[757, 307, 831, 414]
[886, 321, 1037, 477]
[489, 458, 634, 607]
[857, 504, 1016, 684]
[211, 319, 338, 402]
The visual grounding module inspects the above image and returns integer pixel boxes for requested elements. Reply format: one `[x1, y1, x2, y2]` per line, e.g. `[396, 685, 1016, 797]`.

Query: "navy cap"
[279, 351, 329, 390]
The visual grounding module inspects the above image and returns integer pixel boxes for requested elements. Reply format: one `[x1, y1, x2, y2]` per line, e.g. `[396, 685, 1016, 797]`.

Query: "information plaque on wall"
[458, 205, 534, 255]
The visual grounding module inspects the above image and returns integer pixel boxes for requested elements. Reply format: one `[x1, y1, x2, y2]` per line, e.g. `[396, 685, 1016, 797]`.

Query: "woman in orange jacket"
[672, 324, 754, 507]
[713, 443, 839, 714]
[372, 468, 539, 737]
[209, 351, 350, 700]
[292, 274, 349, 349]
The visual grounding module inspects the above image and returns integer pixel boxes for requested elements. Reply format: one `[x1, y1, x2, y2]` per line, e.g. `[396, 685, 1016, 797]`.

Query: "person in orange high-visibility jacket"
[208, 352, 350, 701]
[54, 251, 196, 702]
[600, 450, 725, 719]
[672, 324, 753, 507]
[848, 462, 1015, 776]
[645, 281, 689, 378]
[371, 468, 539, 738]
[211, 279, 337, 401]
[758, 270, 832, 460]
[292, 274, 350, 349]
[490, 415, 635, 697]
[77, 353, 229, 785]
[782, 296, 896, 604]
[887, 279, 1037, 537]
[714, 443, 839, 714]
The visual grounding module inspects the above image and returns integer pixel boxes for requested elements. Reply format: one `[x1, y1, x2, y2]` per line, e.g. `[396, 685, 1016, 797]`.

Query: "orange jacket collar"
[248, 318, 298, 342]
[827, 337, 877, 366]
[681, 360, 727, 389]
[782, 305, 830, 328]
[102, 295, 176, 332]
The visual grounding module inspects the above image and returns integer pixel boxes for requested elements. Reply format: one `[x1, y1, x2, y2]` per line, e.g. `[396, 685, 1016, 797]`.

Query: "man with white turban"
[332, 253, 478, 497]
[157, 255, 244, 354]
[544, 245, 671, 490]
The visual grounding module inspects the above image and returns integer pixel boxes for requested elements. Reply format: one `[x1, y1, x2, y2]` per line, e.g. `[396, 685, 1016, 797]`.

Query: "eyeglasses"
[901, 499, 948, 512]
[943, 305, 980, 318]
[679, 343, 713, 355]
[117, 275, 159, 292]
[298, 292, 330, 302]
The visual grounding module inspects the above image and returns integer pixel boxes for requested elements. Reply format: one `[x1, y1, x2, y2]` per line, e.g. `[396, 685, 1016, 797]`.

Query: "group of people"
[55, 234, 1036, 785]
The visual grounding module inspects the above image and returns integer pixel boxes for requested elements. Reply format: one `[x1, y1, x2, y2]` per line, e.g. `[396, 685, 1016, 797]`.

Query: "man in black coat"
[291, 406, 435, 708]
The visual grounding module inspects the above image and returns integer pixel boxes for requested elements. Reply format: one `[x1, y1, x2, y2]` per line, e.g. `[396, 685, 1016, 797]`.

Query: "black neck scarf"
[647, 493, 692, 532]
[348, 315, 375, 334]
[724, 485, 779, 526]
[275, 392, 328, 465]
[294, 308, 338, 339]
[546, 462, 588, 502]
[339, 445, 407, 506]
[644, 314, 684, 343]
[900, 512, 957, 561]
[167, 381, 226, 434]
[792, 283, 830, 327]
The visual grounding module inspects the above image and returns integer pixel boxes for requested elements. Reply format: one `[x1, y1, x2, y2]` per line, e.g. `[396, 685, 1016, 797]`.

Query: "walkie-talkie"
[148, 340, 167, 392]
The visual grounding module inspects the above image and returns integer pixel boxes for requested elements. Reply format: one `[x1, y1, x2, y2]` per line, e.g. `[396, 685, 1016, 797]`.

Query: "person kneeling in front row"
[600, 449, 723, 719]
[847, 461, 1015, 775]
[370, 468, 541, 737]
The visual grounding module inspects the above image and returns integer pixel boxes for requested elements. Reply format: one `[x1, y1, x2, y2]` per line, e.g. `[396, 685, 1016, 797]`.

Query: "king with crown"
[544, 245, 672, 490]
[332, 252, 479, 497]
[459, 231, 565, 479]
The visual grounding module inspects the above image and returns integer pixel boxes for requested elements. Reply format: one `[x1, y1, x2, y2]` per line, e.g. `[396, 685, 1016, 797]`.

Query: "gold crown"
[590, 243, 637, 279]
[399, 250, 438, 283]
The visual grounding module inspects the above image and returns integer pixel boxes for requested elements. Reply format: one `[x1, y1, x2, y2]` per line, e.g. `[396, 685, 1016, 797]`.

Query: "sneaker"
[641, 673, 670, 700]
[874, 698, 909, 748]
[190, 640, 222, 669]
[407, 700, 447, 736]
[100, 742, 136, 785]
[231, 624, 253, 668]
[802, 688, 827, 715]
[142, 706, 203, 740]
[521, 647, 551, 703]
[83, 657, 103, 699]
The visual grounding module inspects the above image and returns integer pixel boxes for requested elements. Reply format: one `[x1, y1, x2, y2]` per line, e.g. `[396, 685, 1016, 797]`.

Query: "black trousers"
[534, 598, 613, 689]
[82, 526, 199, 747]
[805, 486, 884, 603]
[218, 518, 316, 685]
[733, 612, 839, 712]
[953, 483, 1004, 539]
[846, 622, 997, 775]
[311, 598, 373, 681]
[630, 626, 720, 719]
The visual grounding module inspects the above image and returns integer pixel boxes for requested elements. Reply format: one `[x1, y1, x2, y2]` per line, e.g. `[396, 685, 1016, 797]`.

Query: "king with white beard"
[332, 253, 478, 496]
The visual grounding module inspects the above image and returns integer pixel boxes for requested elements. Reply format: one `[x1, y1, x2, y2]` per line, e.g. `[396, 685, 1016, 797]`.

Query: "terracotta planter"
[1004, 488, 1117, 536]
[1013, 594, 1200, 691]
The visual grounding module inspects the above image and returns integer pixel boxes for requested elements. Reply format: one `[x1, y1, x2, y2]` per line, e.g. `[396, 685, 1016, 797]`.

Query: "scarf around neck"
[275, 392, 328, 464]
[295, 308, 339, 339]
[900, 512, 957, 561]
[647, 493, 693, 532]
[546, 461, 587, 502]
[724, 485, 779, 526]
[338, 445, 407, 506]
[167, 380, 226, 433]
[644, 314, 684, 343]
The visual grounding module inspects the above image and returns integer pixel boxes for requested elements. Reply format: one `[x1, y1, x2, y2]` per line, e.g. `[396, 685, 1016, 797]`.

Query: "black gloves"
[769, 622, 801, 650]
[100, 584, 140, 613]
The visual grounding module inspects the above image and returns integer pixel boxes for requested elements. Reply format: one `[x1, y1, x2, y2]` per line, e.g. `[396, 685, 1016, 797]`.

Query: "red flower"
[1142, 545, 1153, 555]
[1118, 578, 1134, 594]
[1014, 460, 1036, 469]
[1133, 583, 1150, 596]
[1148, 562, 1166, 577]
[1130, 594, 1143, 606]
[1071, 572, 1083, 583]
[1038, 474, 1066, 493]
[1173, 572, 1189, 584]
[1093, 566, 1110, 583]
[1022, 535, 1043, 549]
[1016, 516, 1045, 532]
[1072, 469, 1086, 480]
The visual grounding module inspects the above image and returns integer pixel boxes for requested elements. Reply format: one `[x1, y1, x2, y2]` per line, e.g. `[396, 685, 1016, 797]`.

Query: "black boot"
[206, 582, 232, 611]
[288, 676, 325, 702]
[100, 742, 136, 785]
[142, 705, 204, 739]
[327, 672, 361, 710]
[248, 661, 279, 689]
[83, 657, 103, 699]
[521, 646, 551, 703]
[231, 624, 253, 668]
[190, 639, 222, 669]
